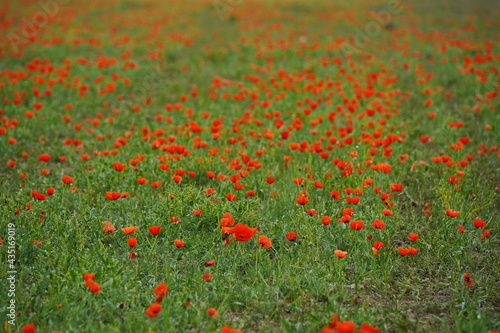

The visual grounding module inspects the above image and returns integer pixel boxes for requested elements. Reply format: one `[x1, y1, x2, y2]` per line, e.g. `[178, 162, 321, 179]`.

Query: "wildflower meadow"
[0, 0, 499, 332]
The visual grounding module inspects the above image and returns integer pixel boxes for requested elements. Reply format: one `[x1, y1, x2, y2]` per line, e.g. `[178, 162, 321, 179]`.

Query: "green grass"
[0, 0, 499, 332]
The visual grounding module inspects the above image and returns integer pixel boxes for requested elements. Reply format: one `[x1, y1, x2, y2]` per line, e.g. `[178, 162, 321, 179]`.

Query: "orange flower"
[398, 247, 410, 256]
[192, 209, 202, 216]
[334, 250, 348, 258]
[372, 219, 385, 229]
[148, 226, 162, 235]
[128, 237, 137, 247]
[463, 273, 473, 286]
[102, 221, 115, 232]
[221, 327, 243, 333]
[408, 233, 419, 241]
[390, 183, 404, 192]
[473, 218, 486, 228]
[46, 187, 55, 195]
[226, 193, 237, 201]
[106, 192, 121, 200]
[171, 216, 180, 223]
[22, 323, 36, 333]
[38, 154, 51, 162]
[153, 283, 168, 302]
[258, 235, 272, 248]
[349, 220, 364, 230]
[203, 273, 212, 282]
[31, 190, 47, 201]
[372, 242, 384, 249]
[321, 216, 332, 225]
[174, 239, 185, 248]
[285, 231, 298, 241]
[445, 209, 460, 217]
[408, 247, 419, 255]
[207, 307, 218, 317]
[151, 181, 162, 188]
[145, 303, 162, 317]
[137, 177, 148, 184]
[121, 226, 138, 234]
[87, 280, 101, 293]
[173, 175, 182, 184]
[113, 162, 127, 171]
[296, 197, 308, 205]
[233, 223, 258, 242]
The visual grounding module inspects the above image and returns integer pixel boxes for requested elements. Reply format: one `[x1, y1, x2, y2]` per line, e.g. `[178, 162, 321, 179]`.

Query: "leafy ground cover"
[0, 0, 499, 332]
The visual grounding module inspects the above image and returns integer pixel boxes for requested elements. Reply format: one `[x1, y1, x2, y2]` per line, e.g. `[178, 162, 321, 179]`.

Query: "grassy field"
[0, 0, 499, 332]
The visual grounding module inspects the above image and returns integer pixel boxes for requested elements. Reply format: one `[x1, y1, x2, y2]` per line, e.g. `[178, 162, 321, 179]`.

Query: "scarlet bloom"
[153, 283, 168, 302]
[106, 192, 121, 200]
[192, 209, 202, 216]
[22, 323, 36, 333]
[221, 327, 243, 333]
[258, 235, 272, 248]
[473, 218, 486, 228]
[170, 216, 180, 223]
[390, 183, 404, 192]
[148, 226, 162, 235]
[31, 190, 47, 201]
[61, 175, 74, 184]
[408, 233, 419, 241]
[128, 237, 137, 247]
[151, 181, 162, 188]
[321, 216, 332, 225]
[382, 209, 393, 216]
[306, 209, 318, 216]
[398, 247, 410, 256]
[46, 187, 55, 195]
[334, 250, 348, 258]
[372, 219, 386, 229]
[38, 154, 51, 162]
[174, 239, 185, 247]
[246, 190, 256, 196]
[87, 280, 101, 293]
[121, 226, 138, 234]
[372, 242, 384, 250]
[203, 274, 212, 282]
[145, 303, 162, 317]
[232, 223, 258, 242]
[349, 220, 364, 230]
[296, 197, 308, 205]
[137, 177, 148, 184]
[102, 221, 115, 232]
[445, 209, 460, 217]
[113, 162, 127, 171]
[408, 247, 419, 255]
[207, 308, 218, 318]
[173, 175, 182, 184]
[204, 260, 215, 266]
[463, 273, 473, 286]
[285, 231, 298, 241]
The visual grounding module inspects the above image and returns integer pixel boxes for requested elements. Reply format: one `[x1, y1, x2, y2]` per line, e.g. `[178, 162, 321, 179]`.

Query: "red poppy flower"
[206, 307, 218, 317]
[473, 218, 486, 228]
[463, 273, 473, 286]
[173, 175, 182, 184]
[285, 231, 298, 241]
[174, 239, 185, 247]
[445, 209, 460, 217]
[398, 247, 410, 256]
[46, 187, 55, 195]
[171, 216, 180, 223]
[203, 274, 212, 282]
[321, 216, 332, 225]
[153, 283, 168, 302]
[106, 192, 121, 200]
[121, 226, 138, 234]
[145, 303, 162, 317]
[221, 327, 243, 333]
[31, 190, 47, 201]
[306, 209, 318, 216]
[128, 237, 137, 247]
[38, 154, 51, 162]
[148, 226, 161, 235]
[226, 193, 237, 201]
[22, 323, 36, 333]
[408, 233, 419, 241]
[204, 260, 215, 266]
[113, 162, 127, 171]
[372, 219, 386, 229]
[102, 221, 115, 232]
[296, 197, 308, 205]
[334, 250, 348, 258]
[137, 177, 148, 184]
[192, 209, 202, 216]
[349, 220, 364, 230]
[372, 242, 384, 249]
[258, 235, 272, 248]
[390, 183, 404, 192]
[408, 247, 419, 255]
[232, 223, 258, 242]
[151, 181, 162, 188]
